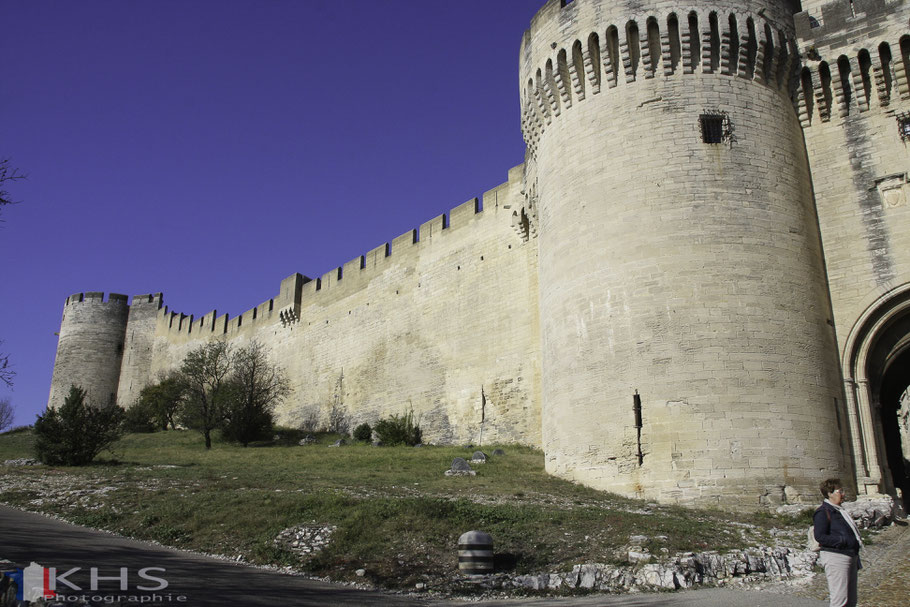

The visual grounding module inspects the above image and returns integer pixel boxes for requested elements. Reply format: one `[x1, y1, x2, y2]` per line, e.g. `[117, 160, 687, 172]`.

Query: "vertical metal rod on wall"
[633, 390, 643, 466]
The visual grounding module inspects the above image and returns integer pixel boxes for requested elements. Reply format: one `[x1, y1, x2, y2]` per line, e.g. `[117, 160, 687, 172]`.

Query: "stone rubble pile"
[274, 524, 337, 558]
[459, 545, 818, 593]
[843, 495, 895, 528]
[2, 459, 39, 466]
[445, 457, 476, 477]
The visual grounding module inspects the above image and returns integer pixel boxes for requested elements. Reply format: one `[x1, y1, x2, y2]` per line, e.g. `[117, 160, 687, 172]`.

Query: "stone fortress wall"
[47, 0, 910, 508]
[51, 167, 543, 448]
[793, 0, 910, 498]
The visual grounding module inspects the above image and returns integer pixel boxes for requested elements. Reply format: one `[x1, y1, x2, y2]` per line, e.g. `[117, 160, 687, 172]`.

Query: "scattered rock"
[492, 449, 505, 456]
[298, 435, 317, 446]
[413, 443, 423, 448]
[355, 569, 366, 577]
[274, 524, 337, 558]
[471, 451, 487, 463]
[446, 457, 476, 476]
[329, 439, 346, 447]
[775, 503, 815, 517]
[629, 535, 648, 544]
[415, 582, 426, 590]
[628, 549, 651, 562]
[451, 457, 472, 471]
[445, 469, 477, 477]
[844, 495, 895, 528]
[457, 546, 819, 594]
[372, 440, 384, 447]
[3, 458, 39, 466]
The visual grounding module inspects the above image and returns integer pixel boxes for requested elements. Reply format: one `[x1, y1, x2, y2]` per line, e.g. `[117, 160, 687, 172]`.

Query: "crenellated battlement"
[130, 293, 163, 307]
[64, 292, 129, 307]
[520, 1, 802, 153]
[792, 0, 910, 127]
[795, 0, 901, 40]
[147, 166, 527, 341]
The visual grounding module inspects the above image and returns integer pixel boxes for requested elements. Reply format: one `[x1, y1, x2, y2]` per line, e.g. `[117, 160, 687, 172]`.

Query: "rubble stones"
[460, 545, 820, 594]
[450, 457, 471, 471]
[843, 495, 895, 528]
[329, 439, 346, 447]
[446, 457, 476, 476]
[297, 435, 316, 446]
[2, 459, 39, 466]
[274, 524, 337, 559]
[492, 449, 505, 456]
[471, 451, 487, 463]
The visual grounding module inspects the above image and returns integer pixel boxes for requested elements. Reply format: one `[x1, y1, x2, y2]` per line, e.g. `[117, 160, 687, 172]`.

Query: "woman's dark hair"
[820, 478, 842, 498]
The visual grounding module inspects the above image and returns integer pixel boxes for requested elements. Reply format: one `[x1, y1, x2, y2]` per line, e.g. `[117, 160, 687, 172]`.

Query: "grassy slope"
[0, 429, 807, 590]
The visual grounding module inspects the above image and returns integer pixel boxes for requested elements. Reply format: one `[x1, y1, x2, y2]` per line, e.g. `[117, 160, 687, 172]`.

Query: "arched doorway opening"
[876, 340, 910, 507]
[843, 285, 910, 510]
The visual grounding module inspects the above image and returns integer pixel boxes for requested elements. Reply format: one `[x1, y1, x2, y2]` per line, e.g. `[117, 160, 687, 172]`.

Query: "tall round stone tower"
[47, 292, 129, 409]
[521, 0, 849, 506]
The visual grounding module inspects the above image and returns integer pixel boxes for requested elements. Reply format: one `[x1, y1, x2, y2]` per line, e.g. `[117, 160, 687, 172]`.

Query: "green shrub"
[134, 375, 184, 431]
[353, 422, 372, 442]
[122, 400, 157, 433]
[372, 412, 421, 446]
[34, 385, 125, 465]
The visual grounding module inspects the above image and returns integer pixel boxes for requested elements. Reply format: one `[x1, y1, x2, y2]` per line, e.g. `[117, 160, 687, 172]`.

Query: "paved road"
[0, 505, 422, 606]
[0, 505, 826, 606]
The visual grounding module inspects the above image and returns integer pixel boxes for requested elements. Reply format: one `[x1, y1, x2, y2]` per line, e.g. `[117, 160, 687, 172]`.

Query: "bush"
[122, 399, 157, 433]
[372, 411, 421, 446]
[297, 405, 321, 434]
[328, 403, 349, 435]
[221, 341, 289, 447]
[34, 385, 125, 465]
[353, 422, 372, 442]
[134, 375, 184, 431]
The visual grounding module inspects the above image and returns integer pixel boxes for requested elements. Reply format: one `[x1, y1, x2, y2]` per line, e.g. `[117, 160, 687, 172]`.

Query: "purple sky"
[0, 0, 542, 427]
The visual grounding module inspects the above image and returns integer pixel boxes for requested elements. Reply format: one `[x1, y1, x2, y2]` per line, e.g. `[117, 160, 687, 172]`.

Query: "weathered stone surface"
[844, 496, 895, 529]
[481, 545, 820, 594]
[470, 451, 487, 463]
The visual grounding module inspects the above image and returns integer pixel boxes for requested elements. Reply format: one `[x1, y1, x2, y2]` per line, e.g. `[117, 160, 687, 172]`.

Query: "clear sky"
[0, 0, 543, 427]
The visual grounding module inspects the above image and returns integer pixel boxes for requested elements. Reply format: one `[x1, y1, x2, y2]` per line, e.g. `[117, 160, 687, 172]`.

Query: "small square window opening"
[897, 113, 910, 141]
[700, 114, 725, 143]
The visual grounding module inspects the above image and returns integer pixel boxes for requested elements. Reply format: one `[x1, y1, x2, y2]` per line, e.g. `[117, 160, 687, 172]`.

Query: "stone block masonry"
[47, 0, 910, 509]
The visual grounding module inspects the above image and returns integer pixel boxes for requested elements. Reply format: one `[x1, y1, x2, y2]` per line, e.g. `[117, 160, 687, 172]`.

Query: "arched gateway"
[843, 285, 910, 509]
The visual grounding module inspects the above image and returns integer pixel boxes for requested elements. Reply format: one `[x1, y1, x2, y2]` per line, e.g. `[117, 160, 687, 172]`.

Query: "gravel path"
[760, 520, 910, 607]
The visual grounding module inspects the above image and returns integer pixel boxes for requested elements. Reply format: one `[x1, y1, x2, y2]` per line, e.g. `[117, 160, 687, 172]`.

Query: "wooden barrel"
[458, 530, 493, 574]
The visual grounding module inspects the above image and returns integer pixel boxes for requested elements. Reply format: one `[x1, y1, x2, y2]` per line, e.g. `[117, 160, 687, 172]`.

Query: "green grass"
[0, 429, 806, 590]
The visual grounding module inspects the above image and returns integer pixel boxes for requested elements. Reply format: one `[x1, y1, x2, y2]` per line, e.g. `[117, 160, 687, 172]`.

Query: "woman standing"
[814, 478, 863, 607]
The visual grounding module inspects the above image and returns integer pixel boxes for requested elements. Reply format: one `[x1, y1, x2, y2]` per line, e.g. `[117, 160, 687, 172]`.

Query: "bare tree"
[0, 341, 13, 388]
[0, 398, 13, 433]
[0, 160, 25, 386]
[0, 158, 26, 220]
[223, 341, 289, 446]
[178, 341, 234, 449]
